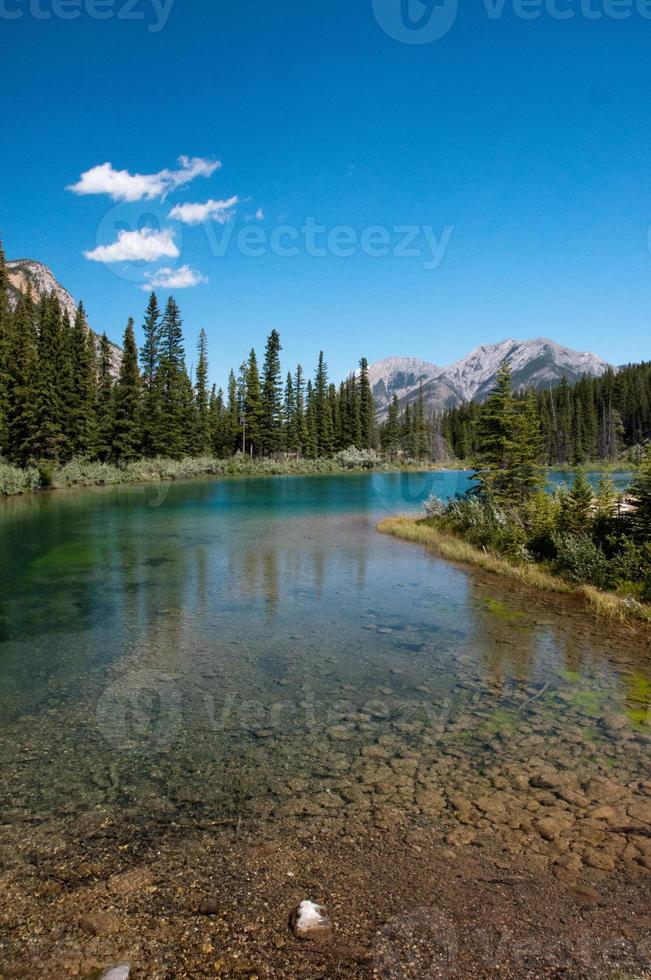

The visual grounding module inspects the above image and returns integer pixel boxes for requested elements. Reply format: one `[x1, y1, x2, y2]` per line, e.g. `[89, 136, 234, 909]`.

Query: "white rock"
[100, 965, 130, 980]
[290, 900, 332, 941]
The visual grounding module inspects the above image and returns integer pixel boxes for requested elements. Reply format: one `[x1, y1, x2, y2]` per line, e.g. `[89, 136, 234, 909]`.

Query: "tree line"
[423, 361, 651, 605]
[0, 245, 377, 466]
[378, 363, 651, 464]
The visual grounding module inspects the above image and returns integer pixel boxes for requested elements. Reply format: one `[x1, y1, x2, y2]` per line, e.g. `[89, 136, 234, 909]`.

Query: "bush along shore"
[0, 448, 445, 496]
[380, 365, 651, 625]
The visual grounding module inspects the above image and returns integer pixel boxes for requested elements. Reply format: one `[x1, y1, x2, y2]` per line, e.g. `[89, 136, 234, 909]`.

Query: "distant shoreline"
[0, 455, 632, 499]
[0, 455, 462, 498]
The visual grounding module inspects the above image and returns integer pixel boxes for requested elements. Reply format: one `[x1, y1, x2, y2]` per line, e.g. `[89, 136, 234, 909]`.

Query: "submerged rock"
[290, 900, 333, 941]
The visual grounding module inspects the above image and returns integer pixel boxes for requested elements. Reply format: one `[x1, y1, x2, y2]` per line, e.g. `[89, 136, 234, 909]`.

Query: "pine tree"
[559, 468, 594, 537]
[295, 364, 307, 455]
[383, 395, 400, 459]
[152, 297, 191, 458]
[314, 351, 333, 454]
[28, 296, 65, 461]
[358, 357, 375, 449]
[112, 318, 141, 462]
[67, 303, 97, 457]
[244, 349, 261, 456]
[95, 333, 114, 460]
[629, 444, 651, 542]
[194, 328, 211, 454]
[509, 391, 544, 502]
[5, 292, 38, 464]
[140, 292, 161, 455]
[259, 329, 283, 455]
[283, 371, 297, 453]
[304, 379, 318, 457]
[226, 369, 239, 455]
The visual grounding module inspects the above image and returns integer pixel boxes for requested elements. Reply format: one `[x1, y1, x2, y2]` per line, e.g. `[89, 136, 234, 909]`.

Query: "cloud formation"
[168, 196, 239, 225]
[84, 227, 179, 263]
[142, 265, 208, 290]
[68, 156, 221, 202]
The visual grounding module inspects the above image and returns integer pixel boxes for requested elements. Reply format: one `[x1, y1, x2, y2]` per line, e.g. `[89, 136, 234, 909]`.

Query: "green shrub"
[0, 459, 41, 495]
[334, 446, 383, 470]
[553, 533, 610, 587]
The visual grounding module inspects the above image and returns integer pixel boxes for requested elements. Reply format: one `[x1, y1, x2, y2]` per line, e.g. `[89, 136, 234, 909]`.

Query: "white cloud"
[84, 227, 179, 263]
[255, 208, 265, 220]
[68, 156, 221, 202]
[142, 265, 208, 290]
[168, 196, 239, 225]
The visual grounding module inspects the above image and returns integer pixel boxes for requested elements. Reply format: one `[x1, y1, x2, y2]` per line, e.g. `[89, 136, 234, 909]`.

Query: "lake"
[0, 470, 649, 977]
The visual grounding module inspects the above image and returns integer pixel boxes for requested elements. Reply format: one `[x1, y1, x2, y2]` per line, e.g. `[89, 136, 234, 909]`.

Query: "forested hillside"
[0, 243, 377, 467]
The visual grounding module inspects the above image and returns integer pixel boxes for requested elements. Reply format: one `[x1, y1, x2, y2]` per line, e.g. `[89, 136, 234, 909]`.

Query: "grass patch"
[378, 515, 651, 626]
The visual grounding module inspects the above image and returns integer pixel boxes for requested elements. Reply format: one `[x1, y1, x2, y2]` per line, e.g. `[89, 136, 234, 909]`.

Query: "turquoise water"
[0, 470, 648, 886]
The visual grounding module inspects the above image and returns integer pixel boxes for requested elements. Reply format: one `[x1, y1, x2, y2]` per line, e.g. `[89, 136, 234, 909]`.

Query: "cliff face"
[6, 259, 122, 375]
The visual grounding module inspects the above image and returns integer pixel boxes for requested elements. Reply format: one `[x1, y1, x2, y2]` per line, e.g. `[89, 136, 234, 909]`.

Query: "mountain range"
[369, 339, 612, 419]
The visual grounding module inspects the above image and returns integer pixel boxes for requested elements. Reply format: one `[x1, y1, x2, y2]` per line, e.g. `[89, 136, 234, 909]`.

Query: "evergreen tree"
[509, 391, 544, 502]
[383, 395, 400, 458]
[226, 369, 239, 455]
[152, 297, 191, 458]
[358, 357, 375, 449]
[558, 468, 594, 537]
[112, 318, 141, 462]
[244, 349, 261, 456]
[314, 351, 333, 454]
[95, 333, 114, 460]
[294, 364, 308, 455]
[283, 371, 297, 453]
[28, 296, 65, 461]
[140, 292, 161, 455]
[629, 444, 651, 542]
[5, 293, 38, 464]
[194, 328, 211, 454]
[67, 303, 97, 457]
[304, 379, 318, 457]
[259, 329, 283, 455]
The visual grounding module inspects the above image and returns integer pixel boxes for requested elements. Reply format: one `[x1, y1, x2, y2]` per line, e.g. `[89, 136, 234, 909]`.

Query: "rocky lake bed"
[0, 474, 649, 977]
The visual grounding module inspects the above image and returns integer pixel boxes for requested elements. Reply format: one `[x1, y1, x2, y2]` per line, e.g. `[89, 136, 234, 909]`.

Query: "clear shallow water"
[0, 470, 648, 879]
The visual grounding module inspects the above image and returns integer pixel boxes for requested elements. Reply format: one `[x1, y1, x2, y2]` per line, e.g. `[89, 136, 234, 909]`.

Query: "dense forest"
[2, 240, 650, 473]
[0, 245, 377, 466]
[378, 365, 651, 464]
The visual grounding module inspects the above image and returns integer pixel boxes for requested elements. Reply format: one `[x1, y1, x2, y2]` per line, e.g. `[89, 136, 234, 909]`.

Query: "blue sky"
[1, 0, 650, 386]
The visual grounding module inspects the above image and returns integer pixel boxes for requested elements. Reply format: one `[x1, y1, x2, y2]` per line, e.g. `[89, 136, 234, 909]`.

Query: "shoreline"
[0, 456, 461, 499]
[378, 515, 651, 627]
[0, 454, 631, 500]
